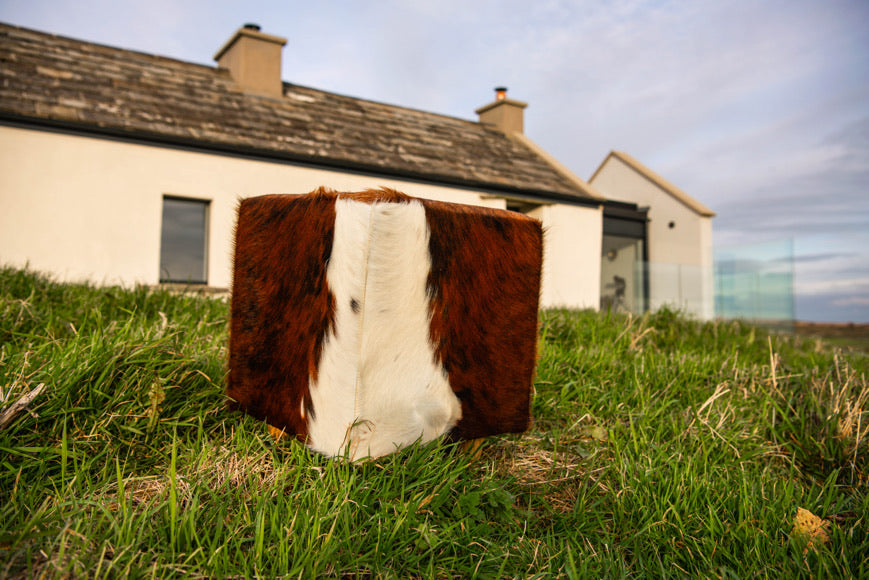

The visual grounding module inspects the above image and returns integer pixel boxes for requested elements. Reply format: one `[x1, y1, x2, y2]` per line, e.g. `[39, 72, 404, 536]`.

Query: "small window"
[160, 196, 209, 284]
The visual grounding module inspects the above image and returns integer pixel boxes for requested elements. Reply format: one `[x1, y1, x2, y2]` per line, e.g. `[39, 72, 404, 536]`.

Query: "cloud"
[833, 296, 869, 308]
[798, 276, 869, 297]
[793, 252, 857, 264]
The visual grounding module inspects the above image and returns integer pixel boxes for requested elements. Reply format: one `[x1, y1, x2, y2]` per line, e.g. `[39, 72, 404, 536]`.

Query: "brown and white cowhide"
[227, 188, 542, 460]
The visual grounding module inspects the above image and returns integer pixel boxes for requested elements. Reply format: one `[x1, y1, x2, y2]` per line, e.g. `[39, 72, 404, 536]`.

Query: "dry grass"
[99, 443, 286, 511]
[483, 433, 609, 515]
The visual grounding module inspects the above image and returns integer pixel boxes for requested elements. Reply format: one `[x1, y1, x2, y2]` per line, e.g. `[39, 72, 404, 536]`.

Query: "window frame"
[159, 195, 211, 285]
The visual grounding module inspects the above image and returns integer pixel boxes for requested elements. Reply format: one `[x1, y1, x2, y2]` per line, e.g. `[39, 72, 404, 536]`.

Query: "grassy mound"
[1, 267, 866, 577]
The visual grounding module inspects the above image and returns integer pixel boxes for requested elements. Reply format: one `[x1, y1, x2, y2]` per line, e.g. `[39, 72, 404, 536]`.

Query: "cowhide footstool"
[227, 188, 542, 460]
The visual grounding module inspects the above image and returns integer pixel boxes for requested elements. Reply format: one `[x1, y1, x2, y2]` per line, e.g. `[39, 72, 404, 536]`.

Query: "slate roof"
[0, 23, 598, 204]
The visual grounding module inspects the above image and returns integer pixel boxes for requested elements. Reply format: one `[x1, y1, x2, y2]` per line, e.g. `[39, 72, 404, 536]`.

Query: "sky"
[2, 0, 867, 322]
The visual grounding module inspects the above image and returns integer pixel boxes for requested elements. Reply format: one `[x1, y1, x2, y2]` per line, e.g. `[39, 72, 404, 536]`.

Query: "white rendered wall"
[529, 203, 602, 309]
[0, 125, 599, 309]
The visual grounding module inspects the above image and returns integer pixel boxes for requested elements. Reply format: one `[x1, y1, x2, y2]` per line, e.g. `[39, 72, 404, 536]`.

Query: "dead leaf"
[577, 426, 608, 441]
[267, 423, 288, 441]
[791, 507, 831, 550]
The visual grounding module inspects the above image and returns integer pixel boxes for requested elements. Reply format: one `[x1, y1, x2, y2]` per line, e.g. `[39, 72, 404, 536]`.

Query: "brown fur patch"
[423, 200, 543, 440]
[227, 189, 338, 440]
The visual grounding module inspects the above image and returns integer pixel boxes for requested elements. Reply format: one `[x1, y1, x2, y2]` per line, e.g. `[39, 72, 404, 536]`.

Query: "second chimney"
[475, 87, 527, 134]
[214, 24, 288, 98]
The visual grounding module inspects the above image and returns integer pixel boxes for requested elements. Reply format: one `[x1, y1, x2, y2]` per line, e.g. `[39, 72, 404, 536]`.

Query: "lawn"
[1, 266, 866, 578]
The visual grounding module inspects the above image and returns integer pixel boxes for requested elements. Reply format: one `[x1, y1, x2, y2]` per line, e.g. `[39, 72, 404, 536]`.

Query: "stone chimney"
[214, 24, 287, 98]
[475, 87, 527, 134]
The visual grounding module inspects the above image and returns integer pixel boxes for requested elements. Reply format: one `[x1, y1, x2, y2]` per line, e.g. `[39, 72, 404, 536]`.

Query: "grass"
[1, 266, 866, 578]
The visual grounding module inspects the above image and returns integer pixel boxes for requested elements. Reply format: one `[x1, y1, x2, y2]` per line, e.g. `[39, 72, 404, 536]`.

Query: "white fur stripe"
[306, 198, 461, 459]
[307, 199, 370, 455]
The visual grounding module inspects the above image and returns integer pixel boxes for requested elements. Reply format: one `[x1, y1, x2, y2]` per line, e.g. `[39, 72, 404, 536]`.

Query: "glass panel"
[714, 238, 795, 329]
[160, 197, 208, 284]
[644, 262, 714, 319]
[601, 235, 645, 314]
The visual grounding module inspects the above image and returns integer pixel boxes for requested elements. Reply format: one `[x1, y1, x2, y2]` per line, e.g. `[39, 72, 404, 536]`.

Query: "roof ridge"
[0, 21, 218, 73]
[0, 22, 486, 129]
[283, 83, 483, 128]
[595, 150, 716, 217]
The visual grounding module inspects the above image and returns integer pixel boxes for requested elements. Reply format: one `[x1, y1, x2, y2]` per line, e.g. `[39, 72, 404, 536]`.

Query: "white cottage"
[0, 23, 715, 316]
[0, 23, 607, 309]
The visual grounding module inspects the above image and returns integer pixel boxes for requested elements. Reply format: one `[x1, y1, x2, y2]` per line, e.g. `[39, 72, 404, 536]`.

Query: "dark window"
[603, 216, 646, 238]
[506, 200, 542, 214]
[160, 197, 209, 284]
[602, 201, 649, 313]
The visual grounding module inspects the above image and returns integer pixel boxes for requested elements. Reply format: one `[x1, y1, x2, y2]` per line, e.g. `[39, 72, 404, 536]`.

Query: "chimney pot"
[243, 23, 262, 31]
[495, 86, 508, 100]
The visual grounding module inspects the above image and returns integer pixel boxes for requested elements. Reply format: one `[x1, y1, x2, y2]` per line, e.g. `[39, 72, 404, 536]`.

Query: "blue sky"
[2, 0, 867, 322]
